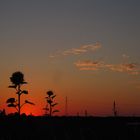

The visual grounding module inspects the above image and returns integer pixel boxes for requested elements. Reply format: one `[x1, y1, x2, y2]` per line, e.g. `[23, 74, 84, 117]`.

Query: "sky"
[0, 0, 140, 116]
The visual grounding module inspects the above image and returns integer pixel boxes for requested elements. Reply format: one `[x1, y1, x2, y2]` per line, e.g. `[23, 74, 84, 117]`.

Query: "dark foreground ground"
[0, 116, 140, 140]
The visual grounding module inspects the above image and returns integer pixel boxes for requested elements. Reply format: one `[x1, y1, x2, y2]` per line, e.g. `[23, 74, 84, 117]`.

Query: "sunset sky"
[0, 0, 140, 116]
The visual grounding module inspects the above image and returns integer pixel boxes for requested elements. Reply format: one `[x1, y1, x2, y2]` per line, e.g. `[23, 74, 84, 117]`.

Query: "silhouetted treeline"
[0, 116, 140, 140]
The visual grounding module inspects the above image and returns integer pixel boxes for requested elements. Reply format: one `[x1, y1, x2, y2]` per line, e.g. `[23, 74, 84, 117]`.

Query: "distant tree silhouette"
[43, 90, 59, 116]
[6, 71, 35, 116]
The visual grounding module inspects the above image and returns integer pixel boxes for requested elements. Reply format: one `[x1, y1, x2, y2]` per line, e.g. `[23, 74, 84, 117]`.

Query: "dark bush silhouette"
[0, 109, 6, 117]
[6, 71, 35, 116]
[43, 90, 59, 116]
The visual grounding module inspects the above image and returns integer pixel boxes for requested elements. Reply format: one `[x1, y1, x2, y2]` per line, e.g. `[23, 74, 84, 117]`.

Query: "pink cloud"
[49, 42, 101, 58]
[75, 60, 140, 75]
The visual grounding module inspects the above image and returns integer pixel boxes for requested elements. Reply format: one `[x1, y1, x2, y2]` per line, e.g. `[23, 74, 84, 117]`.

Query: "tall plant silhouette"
[113, 101, 117, 117]
[6, 71, 35, 116]
[44, 90, 59, 116]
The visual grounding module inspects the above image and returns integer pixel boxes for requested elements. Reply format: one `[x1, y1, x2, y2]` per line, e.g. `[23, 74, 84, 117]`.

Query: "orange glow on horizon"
[1, 80, 140, 117]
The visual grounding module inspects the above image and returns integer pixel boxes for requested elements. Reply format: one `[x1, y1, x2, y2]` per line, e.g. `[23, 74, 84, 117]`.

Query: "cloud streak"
[49, 42, 101, 58]
[75, 60, 140, 75]
[75, 60, 103, 71]
[106, 63, 140, 75]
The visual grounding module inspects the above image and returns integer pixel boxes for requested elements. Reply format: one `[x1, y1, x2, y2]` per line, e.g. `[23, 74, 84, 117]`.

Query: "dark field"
[0, 116, 140, 140]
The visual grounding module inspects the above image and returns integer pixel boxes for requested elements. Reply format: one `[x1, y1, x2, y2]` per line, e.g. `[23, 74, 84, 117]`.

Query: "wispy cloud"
[74, 60, 103, 70]
[49, 42, 101, 58]
[75, 60, 140, 75]
[106, 63, 140, 75]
